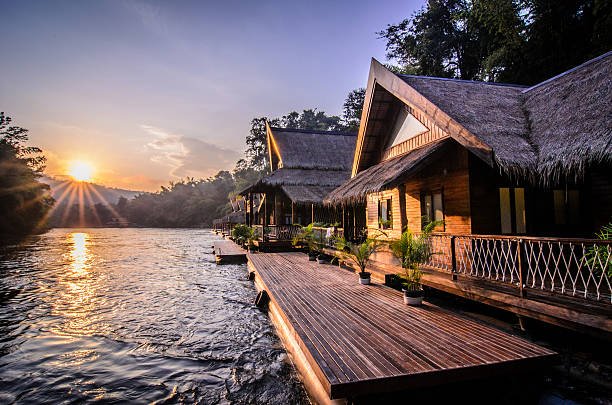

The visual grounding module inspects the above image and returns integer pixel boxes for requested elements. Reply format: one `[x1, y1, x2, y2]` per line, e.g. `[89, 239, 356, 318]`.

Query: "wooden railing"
[252, 225, 301, 241]
[425, 234, 612, 304]
[312, 226, 344, 248]
[251, 225, 344, 245]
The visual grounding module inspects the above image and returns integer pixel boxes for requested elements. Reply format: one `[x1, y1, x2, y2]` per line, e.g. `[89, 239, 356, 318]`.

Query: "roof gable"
[353, 53, 612, 184]
[353, 58, 495, 176]
[266, 123, 357, 171]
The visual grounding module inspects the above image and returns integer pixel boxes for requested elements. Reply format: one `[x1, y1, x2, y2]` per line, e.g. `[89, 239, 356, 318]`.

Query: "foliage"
[586, 221, 612, 281]
[238, 88, 364, 189]
[293, 223, 321, 254]
[0, 112, 54, 237]
[231, 224, 254, 246]
[341, 88, 366, 133]
[54, 172, 235, 228]
[378, 0, 612, 84]
[390, 220, 443, 290]
[332, 231, 386, 274]
[379, 217, 392, 229]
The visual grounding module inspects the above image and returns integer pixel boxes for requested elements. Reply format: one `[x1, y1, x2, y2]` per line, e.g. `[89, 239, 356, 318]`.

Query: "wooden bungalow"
[327, 52, 612, 335]
[241, 124, 360, 248]
[212, 200, 246, 235]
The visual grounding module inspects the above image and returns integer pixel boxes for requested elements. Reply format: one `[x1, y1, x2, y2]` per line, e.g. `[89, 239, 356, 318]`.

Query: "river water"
[0, 228, 308, 404]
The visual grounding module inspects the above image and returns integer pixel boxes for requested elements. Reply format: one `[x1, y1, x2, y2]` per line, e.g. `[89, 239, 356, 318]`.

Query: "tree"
[342, 88, 366, 133]
[379, 0, 612, 85]
[0, 112, 54, 237]
[520, 0, 612, 83]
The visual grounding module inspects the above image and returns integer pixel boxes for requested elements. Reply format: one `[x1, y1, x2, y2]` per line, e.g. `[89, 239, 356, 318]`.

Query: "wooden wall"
[589, 163, 612, 232]
[404, 143, 471, 234]
[468, 154, 503, 235]
[366, 142, 472, 239]
[366, 189, 402, 240]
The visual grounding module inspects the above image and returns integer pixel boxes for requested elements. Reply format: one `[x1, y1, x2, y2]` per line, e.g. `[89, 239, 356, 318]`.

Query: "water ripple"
[0, 228, 308, 404]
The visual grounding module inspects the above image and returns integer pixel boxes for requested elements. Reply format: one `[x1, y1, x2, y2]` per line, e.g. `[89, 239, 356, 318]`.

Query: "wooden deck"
[213, 240, 247, 264]
[247, 252, 556, 403]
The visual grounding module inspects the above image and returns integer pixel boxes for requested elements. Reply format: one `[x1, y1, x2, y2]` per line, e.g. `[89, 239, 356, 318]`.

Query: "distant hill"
[42, 176, 142, 205]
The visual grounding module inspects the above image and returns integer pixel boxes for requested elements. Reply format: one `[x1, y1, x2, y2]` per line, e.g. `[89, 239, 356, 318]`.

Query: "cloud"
[141, 125, 239, 179]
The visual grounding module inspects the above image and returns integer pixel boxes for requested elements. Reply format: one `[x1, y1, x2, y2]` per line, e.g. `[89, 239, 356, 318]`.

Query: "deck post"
[264, 193, 268, 227]
[450, 235, 457, 280]
[518, 239, 526, 298]
[311, 204, 314, 224]
[291, 201, 294, 224]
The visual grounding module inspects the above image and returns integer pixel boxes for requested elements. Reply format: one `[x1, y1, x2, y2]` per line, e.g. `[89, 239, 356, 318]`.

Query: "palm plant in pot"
[390, 220, 442, 305]
[231, 224, 253, 248]
[332, 232, 385, 285]
[293, 223, 320, 261]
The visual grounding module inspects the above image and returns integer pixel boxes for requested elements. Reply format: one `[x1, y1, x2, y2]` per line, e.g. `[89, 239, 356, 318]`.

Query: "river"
[0, 228, 308, 404]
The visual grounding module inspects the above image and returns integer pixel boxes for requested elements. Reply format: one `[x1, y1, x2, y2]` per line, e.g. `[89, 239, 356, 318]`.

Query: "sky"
[1, 0, 423, 191]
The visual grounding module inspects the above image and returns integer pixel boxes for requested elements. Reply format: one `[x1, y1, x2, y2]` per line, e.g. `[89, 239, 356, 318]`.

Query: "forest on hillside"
[2, 0, 610, 232]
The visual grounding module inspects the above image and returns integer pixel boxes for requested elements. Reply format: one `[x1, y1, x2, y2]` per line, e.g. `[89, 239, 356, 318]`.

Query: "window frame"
[378, 196, 393, 230]
[420, 189, 445, 231]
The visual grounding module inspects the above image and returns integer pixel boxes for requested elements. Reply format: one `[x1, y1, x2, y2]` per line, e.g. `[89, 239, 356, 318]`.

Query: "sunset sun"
[67, 161, 95, 182]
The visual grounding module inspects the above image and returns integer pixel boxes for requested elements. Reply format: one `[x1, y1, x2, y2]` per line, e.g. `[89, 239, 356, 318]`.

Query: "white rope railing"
[423, 234, 612, 303]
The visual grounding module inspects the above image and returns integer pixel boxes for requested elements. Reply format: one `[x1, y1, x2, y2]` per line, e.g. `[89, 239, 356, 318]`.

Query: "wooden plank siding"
[248, 252, 556, 402]
[366, 189, 403, 240]
[366, 142, 472, 240]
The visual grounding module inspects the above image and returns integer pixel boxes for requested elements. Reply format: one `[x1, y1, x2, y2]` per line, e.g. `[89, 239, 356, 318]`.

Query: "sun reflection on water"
[50, 232, 105, 337]
[69, 232, 91, 275]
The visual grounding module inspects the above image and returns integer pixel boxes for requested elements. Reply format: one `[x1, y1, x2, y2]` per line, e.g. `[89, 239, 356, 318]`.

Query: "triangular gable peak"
[353, 58, 511, 177]
[266, 121, 283, 171]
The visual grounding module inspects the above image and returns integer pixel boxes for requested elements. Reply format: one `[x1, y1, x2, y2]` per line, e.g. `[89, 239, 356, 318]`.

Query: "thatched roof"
[259, 168, 350, 187]
[282, 185, 339, 204]
[241, 127, 357, 204]
[326, 139, 450, 204]
[269, 127, 356, 170]
[213, 210, 245, 225]
[404, 53, 612, 184]
[522, 52, 612, 184]
[348, 53, 611, 196]
[399, 76, 535, 178]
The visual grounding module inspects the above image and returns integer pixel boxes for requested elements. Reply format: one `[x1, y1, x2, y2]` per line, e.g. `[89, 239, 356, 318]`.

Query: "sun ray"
[82, 183, 102, 226]
[77, 183, 86, 227]
[31, 182, 76, 232]
[86, 183, 127, 222]
[61, 184, 79, 227]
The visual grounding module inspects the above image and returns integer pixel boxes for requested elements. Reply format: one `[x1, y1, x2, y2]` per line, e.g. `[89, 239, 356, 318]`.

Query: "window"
[378, 197, 393, 229]
[421, 191, 444, 229]
[499, 187, 526, 234]
[514, 188, 526, 234]
[554, 189, 581, 226]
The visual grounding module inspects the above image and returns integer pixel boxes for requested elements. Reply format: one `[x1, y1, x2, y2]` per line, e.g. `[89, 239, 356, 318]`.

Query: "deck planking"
[213, 240, 247, 264]
[248, 252, 556, 401]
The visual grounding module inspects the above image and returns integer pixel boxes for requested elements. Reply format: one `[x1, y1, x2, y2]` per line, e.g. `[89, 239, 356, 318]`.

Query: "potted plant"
[332, 232, 385, 285]
[293, 223, 319, 261]
[379, 217, 392, 230]
[390, 220, 442, 305]
[247, 227, 259, 253]
[231, 224, 253, 248]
